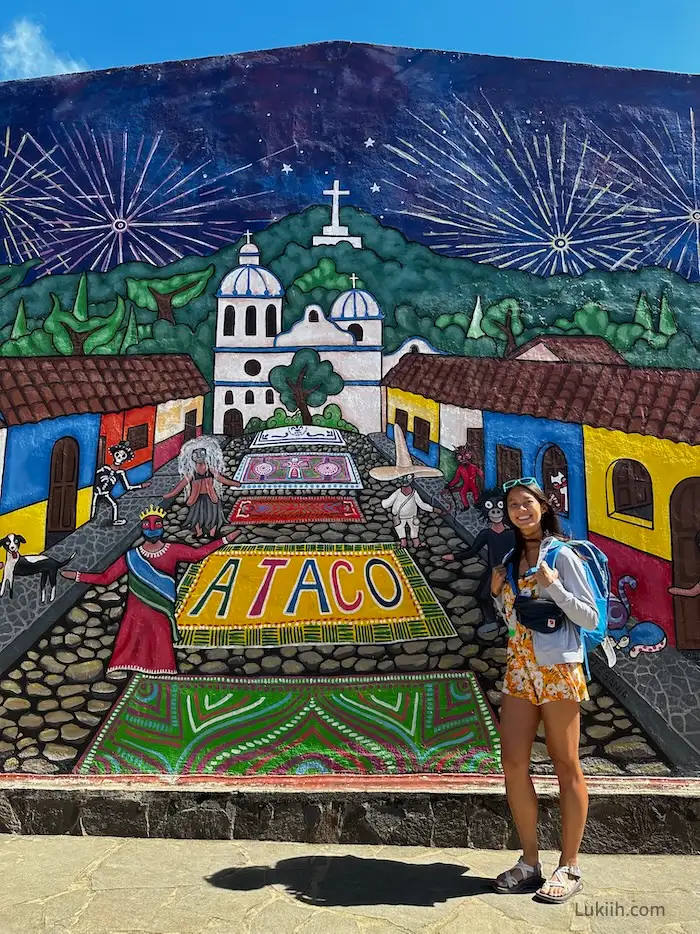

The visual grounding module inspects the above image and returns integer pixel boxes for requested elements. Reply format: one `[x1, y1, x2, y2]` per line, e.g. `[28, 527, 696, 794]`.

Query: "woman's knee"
[549, 752, 584, 784]
[501, 749, 532, 775]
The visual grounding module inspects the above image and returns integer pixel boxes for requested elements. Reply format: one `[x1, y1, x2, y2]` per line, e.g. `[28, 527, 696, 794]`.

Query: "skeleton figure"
[163, 437, 240, 537]
[92, 441, 149, 526]
[548, 470, 569, 514]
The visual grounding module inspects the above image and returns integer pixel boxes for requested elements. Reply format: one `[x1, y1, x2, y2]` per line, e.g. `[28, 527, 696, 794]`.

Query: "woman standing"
[490, 478, 598, 904]
[163, 437, 241, 538]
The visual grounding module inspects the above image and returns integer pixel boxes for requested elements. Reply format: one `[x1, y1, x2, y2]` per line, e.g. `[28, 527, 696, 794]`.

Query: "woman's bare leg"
[500, 693, 541, 865]
[540, 698, 588, 892]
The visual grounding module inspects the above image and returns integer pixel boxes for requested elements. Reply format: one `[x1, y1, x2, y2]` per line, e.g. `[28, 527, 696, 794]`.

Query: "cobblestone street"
[0, 433, 673, 776]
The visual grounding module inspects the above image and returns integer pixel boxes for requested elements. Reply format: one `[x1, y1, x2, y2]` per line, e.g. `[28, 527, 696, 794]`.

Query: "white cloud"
[0, 18, 86, 81]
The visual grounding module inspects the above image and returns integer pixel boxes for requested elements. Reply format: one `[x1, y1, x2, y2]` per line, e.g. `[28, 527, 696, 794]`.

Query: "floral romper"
[500, 572, 589, 706]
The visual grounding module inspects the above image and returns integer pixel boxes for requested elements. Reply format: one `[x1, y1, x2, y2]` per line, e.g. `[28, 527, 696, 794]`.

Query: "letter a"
[189, 558, 240, 618]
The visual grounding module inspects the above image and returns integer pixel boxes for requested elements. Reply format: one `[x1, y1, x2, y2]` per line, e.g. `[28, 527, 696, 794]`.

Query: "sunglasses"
[502, 477, 537, 492]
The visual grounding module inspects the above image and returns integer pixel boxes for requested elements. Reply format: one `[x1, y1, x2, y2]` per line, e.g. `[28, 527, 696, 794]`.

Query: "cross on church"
[244, 230, 253, 245]
[349, 273, 359, 288]
[322, 179, 350, 229]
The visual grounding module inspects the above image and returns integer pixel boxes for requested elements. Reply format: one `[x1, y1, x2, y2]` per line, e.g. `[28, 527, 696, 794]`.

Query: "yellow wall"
[0, 486, 93, 555]
[583, 426, 700, 560]
[154, 396, 204, 444]
[386, 389, 440, 442]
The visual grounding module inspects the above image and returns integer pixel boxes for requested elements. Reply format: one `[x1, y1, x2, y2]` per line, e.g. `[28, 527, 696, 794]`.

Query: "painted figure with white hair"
[163, 437, 241, 537]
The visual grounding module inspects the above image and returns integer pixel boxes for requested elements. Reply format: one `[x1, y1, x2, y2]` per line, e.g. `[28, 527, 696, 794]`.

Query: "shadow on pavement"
[206, 854, 494, 906]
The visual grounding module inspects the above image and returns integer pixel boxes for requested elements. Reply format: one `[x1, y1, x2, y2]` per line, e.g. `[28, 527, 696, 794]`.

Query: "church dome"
[330, 288, 382, 320]
[218, 237, 284, 298]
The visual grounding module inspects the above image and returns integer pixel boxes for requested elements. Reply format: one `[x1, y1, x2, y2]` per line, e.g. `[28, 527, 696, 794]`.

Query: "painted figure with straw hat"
[370, 425, 446, 548]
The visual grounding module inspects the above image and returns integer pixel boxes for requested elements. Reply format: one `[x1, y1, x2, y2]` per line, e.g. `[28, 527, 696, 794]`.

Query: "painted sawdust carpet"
[76, 672, 501, 776]
[250, 426, 347, 448]
[174, 542, 457, 647]
[229, 496, 364, 524]
[233, 452, 362, 491]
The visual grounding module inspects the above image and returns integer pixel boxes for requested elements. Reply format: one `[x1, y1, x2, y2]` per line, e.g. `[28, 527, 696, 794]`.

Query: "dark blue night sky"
[3, 41, 700, 279]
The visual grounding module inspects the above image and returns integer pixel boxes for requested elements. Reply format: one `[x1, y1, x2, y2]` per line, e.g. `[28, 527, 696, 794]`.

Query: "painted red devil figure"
[446, 446, 484, 510]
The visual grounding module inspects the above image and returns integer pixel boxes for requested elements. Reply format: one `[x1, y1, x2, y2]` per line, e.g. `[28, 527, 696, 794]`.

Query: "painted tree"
[659, 293, 678, 337]
[634, 292, 655, 331]
[467, 296, 485, 339]
[481, 298, 524, 356]
[269, 348, 344, 425]
[125, 266, 215, 323]
[294, 258, 365, 293]
[43, 278, 126, 354]
[10, 299, 28, 340]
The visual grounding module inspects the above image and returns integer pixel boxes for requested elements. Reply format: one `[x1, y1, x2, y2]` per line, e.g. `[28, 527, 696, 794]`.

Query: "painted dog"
[0, 534, 76, 602]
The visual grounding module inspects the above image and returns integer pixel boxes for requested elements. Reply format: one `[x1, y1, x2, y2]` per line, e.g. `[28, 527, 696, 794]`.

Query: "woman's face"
[506, 486, 545, 536]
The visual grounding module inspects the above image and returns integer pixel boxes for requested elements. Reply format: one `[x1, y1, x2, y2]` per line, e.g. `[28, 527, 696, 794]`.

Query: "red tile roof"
[509, 336, 627, 365]
[0, 355, 210, 428]
[382, 354, 700, 446]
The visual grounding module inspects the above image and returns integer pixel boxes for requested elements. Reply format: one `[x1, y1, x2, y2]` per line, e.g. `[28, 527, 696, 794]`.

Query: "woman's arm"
[541, 546, 598, 631]
[162, 476, 190, 500]
[214, 472, 241, 488]
[61, 555, 128, 586]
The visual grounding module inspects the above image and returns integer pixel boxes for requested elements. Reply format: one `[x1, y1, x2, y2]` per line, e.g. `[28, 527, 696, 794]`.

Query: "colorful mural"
[0, 40, 698, 782]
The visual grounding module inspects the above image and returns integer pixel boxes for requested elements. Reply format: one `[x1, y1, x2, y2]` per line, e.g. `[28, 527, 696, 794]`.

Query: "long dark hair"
[505, 481, 566, 572]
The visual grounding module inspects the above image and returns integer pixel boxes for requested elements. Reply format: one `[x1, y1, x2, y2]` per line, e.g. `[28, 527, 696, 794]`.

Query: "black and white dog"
[0, 534, 76, 603]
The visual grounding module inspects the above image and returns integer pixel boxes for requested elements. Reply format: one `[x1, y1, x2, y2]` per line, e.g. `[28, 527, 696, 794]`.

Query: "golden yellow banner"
[175, 543, 456, 647]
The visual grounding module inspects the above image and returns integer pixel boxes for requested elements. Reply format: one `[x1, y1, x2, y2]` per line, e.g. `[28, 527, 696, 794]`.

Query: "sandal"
[493, 856, 544, 893]
[534, 864, 583, 904]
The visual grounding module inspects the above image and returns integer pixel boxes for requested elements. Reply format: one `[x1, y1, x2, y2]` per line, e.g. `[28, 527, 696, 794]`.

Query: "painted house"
[382, 352, 700, 651]
[0, 355, 209, 553]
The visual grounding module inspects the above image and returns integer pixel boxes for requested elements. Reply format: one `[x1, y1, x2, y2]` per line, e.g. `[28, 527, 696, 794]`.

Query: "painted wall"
[2, 40, 700, 783]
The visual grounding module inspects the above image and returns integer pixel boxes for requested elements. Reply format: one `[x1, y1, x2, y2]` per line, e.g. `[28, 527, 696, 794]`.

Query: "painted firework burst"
[382, 98, 652, 276]
[36, 125, 293, 273]
[597, 108, 700, 280]
[0, 128, 57, 264]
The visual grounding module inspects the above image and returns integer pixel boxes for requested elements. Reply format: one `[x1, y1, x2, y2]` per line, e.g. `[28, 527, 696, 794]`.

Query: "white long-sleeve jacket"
[381, 488, 434, 521]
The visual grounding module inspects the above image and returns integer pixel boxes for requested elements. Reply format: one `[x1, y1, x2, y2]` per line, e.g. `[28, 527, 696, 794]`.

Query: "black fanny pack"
[513, 595, 565, 634]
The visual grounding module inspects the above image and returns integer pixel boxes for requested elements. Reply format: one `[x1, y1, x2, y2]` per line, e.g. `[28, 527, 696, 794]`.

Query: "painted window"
[223, 305, 235, 336]
[308, 309, 319, 323]
[224, 390, 234, 405]
[245, 305, 257, 336]
[265, 389, 274, 404]
[244, 360, 261, 376]
[348, 323, 364, 342]
[394, 408, 409, 437]
[265, 304, 277, 337]
[126, 423, 149, 451]
[542, 444, 569, 516]
[184, 410, 197, 442]
[414, 416, 431, 454]
[410, 344, 419, 353]
[611, 459, 653, 522]
[496, 445, 523, 488]
[245, 390, 254, 405]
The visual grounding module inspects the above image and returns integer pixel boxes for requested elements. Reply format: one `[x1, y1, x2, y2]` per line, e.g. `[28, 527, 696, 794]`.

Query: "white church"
[212, 180, 440, 436]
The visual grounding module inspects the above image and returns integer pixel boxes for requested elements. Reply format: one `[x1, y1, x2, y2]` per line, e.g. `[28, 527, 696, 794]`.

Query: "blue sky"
[1, 0, 700, 80]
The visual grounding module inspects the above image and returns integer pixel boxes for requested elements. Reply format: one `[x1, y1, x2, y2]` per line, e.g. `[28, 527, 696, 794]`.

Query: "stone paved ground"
[1, 835, 697, 934]
[0, 433, 673, 776]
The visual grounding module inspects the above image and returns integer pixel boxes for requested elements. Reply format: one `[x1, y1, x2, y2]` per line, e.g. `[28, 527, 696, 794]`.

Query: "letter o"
[365, 558, 402, 609]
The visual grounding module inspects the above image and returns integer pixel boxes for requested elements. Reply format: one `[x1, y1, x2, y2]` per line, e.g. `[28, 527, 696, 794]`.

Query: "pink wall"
[590, 532, 675, 647]
[153, 426, 203, 471]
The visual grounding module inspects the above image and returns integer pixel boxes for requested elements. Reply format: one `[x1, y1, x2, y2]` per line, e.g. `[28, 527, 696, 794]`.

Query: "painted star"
[370, 182, 381, 193]
[281, 164, 293, 174]
[364, 137, 376, 148]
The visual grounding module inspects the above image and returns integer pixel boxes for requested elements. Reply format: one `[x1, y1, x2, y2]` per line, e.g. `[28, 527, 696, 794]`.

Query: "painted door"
[542, 444, 569, 515]
[466, 427, 485, 472]
[414, 416, 431, 454]
[395, 408, 409, 438]
[46, 437, 79, 548]
[223, 408, 244, 439]
[97, 434, 107, 470]
[496, 445, 522, 487]
[670, 478, 700, 650]
[184, 409, 197, 442]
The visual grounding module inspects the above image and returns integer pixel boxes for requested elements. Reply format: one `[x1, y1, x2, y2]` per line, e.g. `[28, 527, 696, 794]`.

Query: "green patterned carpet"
[77, 673, 502, 777]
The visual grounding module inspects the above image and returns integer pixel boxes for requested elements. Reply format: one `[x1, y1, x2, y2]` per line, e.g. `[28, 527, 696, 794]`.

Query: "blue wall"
[0, 415, 100, 515]
[387, 422, 440, 469]
[483, 412, 587, 538]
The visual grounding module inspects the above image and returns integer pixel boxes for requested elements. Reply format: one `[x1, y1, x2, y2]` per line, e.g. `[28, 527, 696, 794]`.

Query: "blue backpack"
[506, 538, 617, 680]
